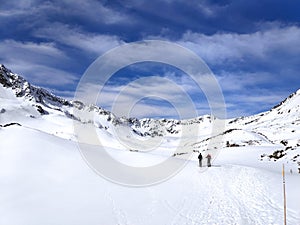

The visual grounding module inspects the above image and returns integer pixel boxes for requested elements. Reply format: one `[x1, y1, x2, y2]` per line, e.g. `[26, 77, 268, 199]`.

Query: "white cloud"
[3, 60, 78, 87]
[178, 26, 300, 65]
[0, 0, 52, 18]
[0, 0, 131, 25]
[0, 9, 24, 17]
[74, 75, 202, 119]
[216, 71, 274, 92]
[0, 40, 77, 86]
[59, 0, 131, 25]
[34, 23, 124, 55]
[159, 25, 300, 118]
[0, 40, 65, 59]
[123, 101, 180, 119]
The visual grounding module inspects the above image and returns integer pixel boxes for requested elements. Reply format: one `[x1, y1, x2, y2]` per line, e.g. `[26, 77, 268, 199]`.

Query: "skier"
[206, 154, 212, 167]
[198, 152, 203, 167]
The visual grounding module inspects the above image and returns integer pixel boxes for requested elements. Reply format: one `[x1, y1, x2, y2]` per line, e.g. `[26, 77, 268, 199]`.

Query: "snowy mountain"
[0, 64, 212, 143]
[0, 64, 300, 225]
[1, 63, 300, 167]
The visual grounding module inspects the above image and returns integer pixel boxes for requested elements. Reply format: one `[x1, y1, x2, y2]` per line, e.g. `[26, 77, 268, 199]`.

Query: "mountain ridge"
[1, 64, 300, 171]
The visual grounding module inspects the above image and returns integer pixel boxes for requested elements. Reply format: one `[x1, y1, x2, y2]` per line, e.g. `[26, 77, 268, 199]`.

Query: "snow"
[1, 68, 300, 224]
[0, 125, 299, 224]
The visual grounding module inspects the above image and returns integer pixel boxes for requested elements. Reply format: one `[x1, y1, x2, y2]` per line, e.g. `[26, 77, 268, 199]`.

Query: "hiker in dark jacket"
[206, 154, 212, 167]
[198, 153, 203, 167]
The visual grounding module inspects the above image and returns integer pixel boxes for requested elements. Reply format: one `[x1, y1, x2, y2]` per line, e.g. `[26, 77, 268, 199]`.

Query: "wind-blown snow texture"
[0, 64, 299, 225]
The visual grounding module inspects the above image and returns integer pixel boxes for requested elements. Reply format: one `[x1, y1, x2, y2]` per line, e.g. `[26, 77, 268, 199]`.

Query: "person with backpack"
[206, 154, 212, 167]
[198, 152, 203, 167]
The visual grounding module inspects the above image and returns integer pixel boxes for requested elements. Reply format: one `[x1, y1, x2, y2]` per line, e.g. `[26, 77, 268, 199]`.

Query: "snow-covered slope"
[0, 64, 300, 224]
[2, 63, 299, 159]
[1, 123, 299, 225]
[1, 63, 300, 170]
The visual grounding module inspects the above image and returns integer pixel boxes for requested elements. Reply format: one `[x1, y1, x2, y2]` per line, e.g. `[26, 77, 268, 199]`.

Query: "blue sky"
[0, 0, 300, 119]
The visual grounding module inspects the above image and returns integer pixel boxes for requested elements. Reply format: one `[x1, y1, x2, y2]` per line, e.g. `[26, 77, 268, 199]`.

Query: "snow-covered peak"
[0, 64, 10, 72]
[0, 64, 70, 107]
[0, 65, 214, 137]
[1, 64, 300, 153]
[0, 64, 13, 87]
[270, 88, 300, 114]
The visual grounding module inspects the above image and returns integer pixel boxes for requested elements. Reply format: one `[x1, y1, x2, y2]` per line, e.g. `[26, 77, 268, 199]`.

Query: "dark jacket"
[198, 153, 203, 160]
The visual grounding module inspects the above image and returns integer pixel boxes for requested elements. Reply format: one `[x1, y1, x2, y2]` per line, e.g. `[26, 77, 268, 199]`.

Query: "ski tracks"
[103, 185, 165, 225]
[164, 166, 244, 224]
[228, 166, 299, 225]
[164, 165, 299, 224]
[227, 166, 281, 225]
[101, 165, 299, 225]
[104, 188, 131, 225]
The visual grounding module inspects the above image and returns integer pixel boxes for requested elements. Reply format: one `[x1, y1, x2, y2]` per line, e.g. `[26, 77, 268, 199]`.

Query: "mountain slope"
[1, 64, 300, 169]
[0, 125, 299, 225]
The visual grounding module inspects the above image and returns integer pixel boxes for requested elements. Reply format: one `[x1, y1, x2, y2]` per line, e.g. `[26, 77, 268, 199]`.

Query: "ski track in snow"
[160, 166, 298, 225]
[97, 164, 300, 225]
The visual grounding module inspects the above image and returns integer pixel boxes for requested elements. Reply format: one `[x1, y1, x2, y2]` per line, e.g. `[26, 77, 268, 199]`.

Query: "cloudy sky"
[1, 0, 299, 119]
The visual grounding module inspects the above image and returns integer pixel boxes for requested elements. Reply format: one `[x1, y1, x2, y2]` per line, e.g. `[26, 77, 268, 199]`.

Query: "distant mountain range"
[1, 64, 299, 171]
